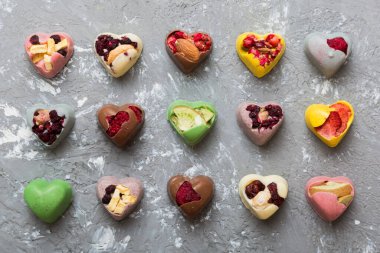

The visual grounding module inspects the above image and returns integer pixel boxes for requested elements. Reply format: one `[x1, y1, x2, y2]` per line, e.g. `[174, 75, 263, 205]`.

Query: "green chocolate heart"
[24, 179, 73, 223]
[167, 100, 217, 145]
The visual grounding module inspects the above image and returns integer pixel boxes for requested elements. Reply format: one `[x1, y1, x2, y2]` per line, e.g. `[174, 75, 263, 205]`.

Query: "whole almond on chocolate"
[175, 39, 200, 62]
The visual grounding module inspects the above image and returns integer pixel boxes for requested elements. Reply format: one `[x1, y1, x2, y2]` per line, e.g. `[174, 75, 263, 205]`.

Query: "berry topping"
[327, 37, 348, 55]
[105, 185, 116, 194]
[30, 35, 40, 45]
[267, 182, 284, 207]
[57, 49, 67, 57]
[167, 31, 212, 54]
[106, 111, 130, 137]
[246, 104, 283, 130]
[175, 181, 201, 206]
[242, 34, 282, 66]
[245, 180, 266, 199]
[50, 35, 61, 44]
[102, 194, 112, 204]
[316, 103, 352, 139]
[95, 35, 138, 62]
[128, 106, 143, 123]
[32, 109, 65, 145]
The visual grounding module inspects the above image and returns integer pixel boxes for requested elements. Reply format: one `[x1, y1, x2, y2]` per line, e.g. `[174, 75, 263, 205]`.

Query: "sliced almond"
[44, 55, 53, 71]
[107, 44, 134, 65]
[30, 44, 47, 54]
[175, 39, 200, 62]
[32, 53, 44, 63]
[47, 38, 56, 55]
[55, 39, 68, 51]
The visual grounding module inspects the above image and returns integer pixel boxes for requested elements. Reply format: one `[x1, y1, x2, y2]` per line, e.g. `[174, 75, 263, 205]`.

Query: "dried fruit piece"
[327, 37, 348, 54]
[50, 34, 61, 44]
[128, 106, 143, 123]
[107, 44, 134, 65]
[175, 181, 201, 206]
[171, 106, 205, 132]
[246, 104, 283, 130]
[242, 34, 282, 67]
[30, 35, 40, 45]
[267, 182, 284, 206]
[106, 111, 130, 137]
[175, 39, 200, 62]
[47, 38, 56, 55]
[32, 109, 65, 145]
[245, 180, 265, 199]
[44, 55, 53, 71]
[30, 44, 48, 54]
[310, 181, 352, 197]
[32, 53, 44, 63]
[55, 39, 68, 52]
[316, 103, 351, 139]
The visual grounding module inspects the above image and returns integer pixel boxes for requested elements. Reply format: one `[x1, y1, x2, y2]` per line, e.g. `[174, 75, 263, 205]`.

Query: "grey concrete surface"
[0, 0, 379, 252]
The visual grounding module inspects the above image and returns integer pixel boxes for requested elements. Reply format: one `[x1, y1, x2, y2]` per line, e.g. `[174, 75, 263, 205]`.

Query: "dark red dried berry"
[175, 181, 201, 206]
[131, 42, 138, 48]
[120, 37, 132, 45]
[102, 194, 112, 204]
[57, 49, 67, 57]
[327, 37, 348, 55]
[105, 185, 116, 194]
[245, 180, 265, 199]
[106, 111, 130, 137]
[267, 182, 284, 207]
[30, 35, 40, 45]
[50, 35, 61, 44]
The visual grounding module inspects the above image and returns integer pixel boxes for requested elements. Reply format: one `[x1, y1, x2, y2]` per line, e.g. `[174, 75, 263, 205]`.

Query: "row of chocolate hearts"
[25, 31, 351, 79]
[23, 175, 354, 223]
[27, 100, 354, 149]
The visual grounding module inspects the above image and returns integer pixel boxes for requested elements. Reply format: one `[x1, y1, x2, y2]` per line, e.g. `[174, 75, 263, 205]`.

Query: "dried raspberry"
[193, 33, 203, 42]
[128, 106, 143, 123]
[245, 180, 265, 199]
[50, 35, 61, 44]
[175, 181, 201, 206]
[267, 182, 284, 206]
[106, 111, 130, 137]
[243, 36, 254, 49]
[174, 31, 187, 39]
[327, 37, 348, 54]
[120, 37, 132, 45]
[30, 35, 40, 45]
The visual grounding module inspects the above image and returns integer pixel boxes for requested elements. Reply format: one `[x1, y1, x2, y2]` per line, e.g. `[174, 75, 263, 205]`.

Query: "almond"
[175, 39, 200, 62]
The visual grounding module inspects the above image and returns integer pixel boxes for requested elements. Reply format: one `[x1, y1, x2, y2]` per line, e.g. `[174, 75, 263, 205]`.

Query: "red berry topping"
[32, 109, 65, 145]
[106, 111, 130, 137]
[316, 103, 352, 138]
[175, 181, 201, 206]
[30, 35, 40, 45]
[245, 180, 265, 199]
[243, 36, 255, 48]
[267, 182, 284, 206]
[128, 106, 143, 123]
[327, 37, 348, 55]
[50, 35, 61, 44]
[246, 104, 283, 130]
[243, 34, 282, 66]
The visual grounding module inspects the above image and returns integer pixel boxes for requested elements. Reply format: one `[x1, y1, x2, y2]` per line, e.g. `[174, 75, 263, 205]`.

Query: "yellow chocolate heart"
[305, 100, 354, 147]
[236, 32, 286, 78]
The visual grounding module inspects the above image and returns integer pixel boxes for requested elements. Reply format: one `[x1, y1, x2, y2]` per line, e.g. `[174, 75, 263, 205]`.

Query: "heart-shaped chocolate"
[305, 176, 354, 222]
[26, 104, 75, 149]
[305, 100, 354, 147]
[236, 32, 285, 78]
[165, 30, 213, 73]
[167, 175, 214, 218]
[167, 100, 217, 145]
[304, 32, 351, 78]
[24, 178, 73, 223]
[94, 33, 143, 78]
[24, 32, 74, 78]
[97, 104, 144, 148]
[237, 102, 284, 146]
[239, 174, 288, 220]
[97, 176, 143, 221]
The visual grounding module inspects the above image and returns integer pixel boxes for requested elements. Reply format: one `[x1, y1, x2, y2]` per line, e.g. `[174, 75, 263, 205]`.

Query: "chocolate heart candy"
[26, 104, 75, 149]
[237, 102, 284, 146]
[24, 178, 73, 223]
[305, 176, 354, 222]
[239, 174, 288, 220]
[97, 176, 143, 221]
[167, 100, 217, 145]
[94, 33, 143, 78]
[167, 175, 214, 218]
[165, 30, 213, 73]
[236, 32, 285, 78]
[304, 32, 351, 78]
[305, 100, 354, 147]
[25, 32, 74, 78]
[97, 104, 144, 148]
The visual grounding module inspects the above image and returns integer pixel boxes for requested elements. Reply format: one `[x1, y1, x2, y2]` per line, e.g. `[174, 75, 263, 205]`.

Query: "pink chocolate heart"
[305, 176, 355, 222]
[96, 176, 143, 221]
[24, 32, 74, 78]
[236, 102, 284, 146]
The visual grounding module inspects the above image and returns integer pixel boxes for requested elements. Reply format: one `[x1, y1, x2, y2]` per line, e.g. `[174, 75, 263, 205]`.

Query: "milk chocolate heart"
[236, 32, 285, 78]
[305, 100, 354, 147]
[25, 32, 74, 78]
[24, 178, 73, 223]
[305, 32, 351, 78]
[26, 104, 75, 149]
[239, 174, 288, 220]
[97, 104, 144, 148]
[94, 33, 143, 78]
[305, 176, 354, 222]
[167, 175, 214, 218]
[97, 176, 143, 221]
[236, 102, 284, 146]
[165, 30, 213, 73]
[167, 100, 217, 146]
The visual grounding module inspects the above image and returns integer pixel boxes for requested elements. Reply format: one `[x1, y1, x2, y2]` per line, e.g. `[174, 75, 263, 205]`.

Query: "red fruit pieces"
[175, 181, 201, 206]
[167, 31, 188, 54]
[30, 35, 40, 45]
[316, 103, 351, 138]
[128, 106, 143, 123]
[327, 37, 348, 55]
[243, 34, 282, 66]
[246, 104, 283, 130]
[193, 33, 212, 52]
[106, 111, 130, 137]
[32, 109, 65, 145]
[245, 180, 265, 199]
[267, 182, 284, 207]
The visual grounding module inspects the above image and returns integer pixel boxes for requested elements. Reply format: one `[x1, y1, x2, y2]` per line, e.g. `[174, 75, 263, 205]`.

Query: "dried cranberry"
[105, 185, 116, 194]
[245, 180, 265, 199]
[57, 49, 67, 57]
[128, 106, 143, 123]
[243, 37, 254, 49]
[254, 41, 265, 48]
[120, 37, 132, 45]
[50, 124, 63, 135]
[34, 111, 39, 116]
[30, 35, 40, 45]
[39, 133, 51, 143]
[327, 37, 348, 55]
[107, 39, 119, 51]
[106, 111, 130, 137]
[102, 194, 112, 204]
[175, 181, 201, 206]
[50, 34, 61, 44]
[131, 42, 138, 48]
[267, 182, 284, 206]
[103, 52, 109, 62]
[48, 134, 57, 145]
[174, 31, 186, 39]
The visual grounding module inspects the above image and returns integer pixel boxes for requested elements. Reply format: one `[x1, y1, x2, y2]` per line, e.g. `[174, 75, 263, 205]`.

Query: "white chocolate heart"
[239, 174, 288, 220]
[94, 33, 143, 78]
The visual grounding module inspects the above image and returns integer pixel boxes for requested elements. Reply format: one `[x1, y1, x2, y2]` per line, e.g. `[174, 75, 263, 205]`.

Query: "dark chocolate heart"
[167, 175, 214, 218]
[97, 104, 144, 148]
[165, 30, 213, 73]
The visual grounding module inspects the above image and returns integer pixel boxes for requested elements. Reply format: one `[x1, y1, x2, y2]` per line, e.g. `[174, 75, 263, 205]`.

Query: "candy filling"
[309, 181, 353, 206]
[102, 184, 137, 215]
[170, 106, 214, 132]
[315, 103, 351, 139]
[32, 109, 65, 145]
[242, 34, 283, 66]
[95, 34, 138, 64]
[327, 37, 348, 55]
[106, 106, 143, 137]
[166, 31, 212, 54]
[246, 104, 283, 130]
[175, 181, 201, 206]
[245, 180, 284, 207]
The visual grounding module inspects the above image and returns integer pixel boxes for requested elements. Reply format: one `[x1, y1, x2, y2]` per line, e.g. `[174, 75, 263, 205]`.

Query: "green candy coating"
[24, 178, 73, 223]
[167, 100, 217, 145]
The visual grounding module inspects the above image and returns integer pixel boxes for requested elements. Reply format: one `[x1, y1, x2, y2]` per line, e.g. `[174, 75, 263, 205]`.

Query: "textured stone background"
[0, 0, 379, 252]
